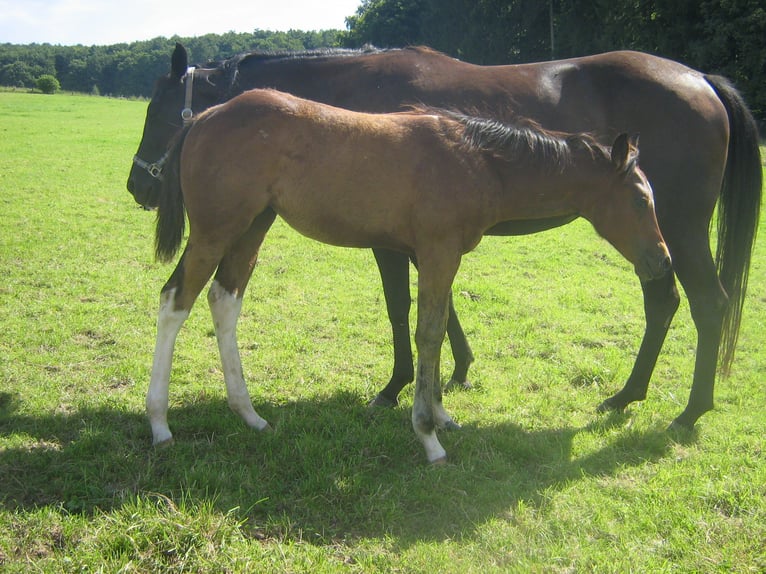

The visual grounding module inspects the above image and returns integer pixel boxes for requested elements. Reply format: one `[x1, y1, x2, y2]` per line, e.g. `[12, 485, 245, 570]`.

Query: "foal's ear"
[610, 133, 640, 172]
[171, 43, 189, 81]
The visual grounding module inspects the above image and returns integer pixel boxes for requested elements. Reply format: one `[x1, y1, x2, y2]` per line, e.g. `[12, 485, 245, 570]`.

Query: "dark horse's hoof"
[444, 379, 473, 393]
[596, 388, 645, 413]
[368, 393, 398, 408]
[596, 397, 626, 414]
[667, 416, 696, 434]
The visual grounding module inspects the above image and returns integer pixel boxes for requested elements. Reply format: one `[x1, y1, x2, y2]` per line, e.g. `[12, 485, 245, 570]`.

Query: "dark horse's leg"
[665, 232, 727, 430]
[598, 72, 761, 431]
[598, 271, 680, 411]
[369, 249, 413, 407]
[599, 216, 728, 430]
[443, 290, 475, 391]
[369, 248, 474, 407]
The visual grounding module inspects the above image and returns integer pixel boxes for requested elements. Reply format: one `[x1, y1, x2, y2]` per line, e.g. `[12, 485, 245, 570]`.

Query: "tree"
[36, 74, 60, 94]
[343, 0, 427, 48]
[1, 60, 35, 87]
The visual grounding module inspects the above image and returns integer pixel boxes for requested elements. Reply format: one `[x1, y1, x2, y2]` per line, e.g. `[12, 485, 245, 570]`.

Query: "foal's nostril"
[662, 255, 672, 272]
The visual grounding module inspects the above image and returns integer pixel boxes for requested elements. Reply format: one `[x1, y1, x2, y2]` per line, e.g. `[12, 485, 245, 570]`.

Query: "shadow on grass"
[0, 389, 688, 546]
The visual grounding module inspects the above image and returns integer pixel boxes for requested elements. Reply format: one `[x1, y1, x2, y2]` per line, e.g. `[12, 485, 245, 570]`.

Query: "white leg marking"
[208, 280, 270, 431]
[146, 288, 189, 445]
[412, 410, 447, 464]
[412, 359, 447, 464]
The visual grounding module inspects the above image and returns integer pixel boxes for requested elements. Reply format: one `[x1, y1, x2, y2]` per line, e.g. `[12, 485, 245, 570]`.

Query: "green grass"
[0, 92, 764, 572]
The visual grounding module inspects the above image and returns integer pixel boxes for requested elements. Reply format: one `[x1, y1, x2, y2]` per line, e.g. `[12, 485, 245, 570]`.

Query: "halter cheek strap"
[181, 66, 195, 124]
[133, 67, 196, 180]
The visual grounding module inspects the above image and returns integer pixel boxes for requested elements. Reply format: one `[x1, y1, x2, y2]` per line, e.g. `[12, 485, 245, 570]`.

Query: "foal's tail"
[155, 126, 192, 263]
[705, 74, 763, 374]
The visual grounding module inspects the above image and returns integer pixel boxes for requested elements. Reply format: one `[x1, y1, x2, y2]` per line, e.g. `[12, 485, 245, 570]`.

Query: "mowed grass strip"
[0, 92, 764, 572]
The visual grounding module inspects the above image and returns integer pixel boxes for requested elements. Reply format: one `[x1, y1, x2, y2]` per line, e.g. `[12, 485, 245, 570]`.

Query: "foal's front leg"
[412, 252, 462, 463]
[146, 248, 221, 446]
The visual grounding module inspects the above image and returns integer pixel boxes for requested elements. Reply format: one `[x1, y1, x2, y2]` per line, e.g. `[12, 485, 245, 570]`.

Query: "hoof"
[596, 398, 625, 414]
[153, 436, 175, 449]
[368, 393, 398, 408]
[260, 422, 274, 433]
[440, 420, 462, 432]
[429, 455, 448, 465]
[667, 418, 695, 434]
[444, 379, 473, 393]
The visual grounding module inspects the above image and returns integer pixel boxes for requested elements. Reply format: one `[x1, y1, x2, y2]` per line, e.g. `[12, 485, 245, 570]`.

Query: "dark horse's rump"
[128, 43, 762, 432]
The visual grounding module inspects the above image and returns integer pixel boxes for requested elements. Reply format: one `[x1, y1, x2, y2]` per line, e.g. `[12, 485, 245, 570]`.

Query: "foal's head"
[577, 133, 671, 281]
[448, 112, 671, 281]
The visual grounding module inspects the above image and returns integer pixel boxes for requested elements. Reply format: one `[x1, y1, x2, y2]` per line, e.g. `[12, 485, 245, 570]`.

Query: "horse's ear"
[611, 133, 629, 169]
[171, 43, 188, 81]
[610, 132, 639, 172]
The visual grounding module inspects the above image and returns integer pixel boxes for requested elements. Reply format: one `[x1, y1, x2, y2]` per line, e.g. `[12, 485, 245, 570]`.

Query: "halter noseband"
[132, 66, 196, 180]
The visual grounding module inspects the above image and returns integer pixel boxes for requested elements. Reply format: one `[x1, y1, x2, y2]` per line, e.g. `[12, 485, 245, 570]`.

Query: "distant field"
[0, 92, 764, 572]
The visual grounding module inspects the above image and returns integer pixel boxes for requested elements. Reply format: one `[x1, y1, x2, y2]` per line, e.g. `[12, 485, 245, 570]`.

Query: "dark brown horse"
[145, 88, 670, 462]
[128, 44, 761, 431]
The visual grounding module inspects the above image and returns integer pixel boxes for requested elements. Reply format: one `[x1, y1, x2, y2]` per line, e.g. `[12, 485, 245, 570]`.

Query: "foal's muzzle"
[640, 248, 672, 281]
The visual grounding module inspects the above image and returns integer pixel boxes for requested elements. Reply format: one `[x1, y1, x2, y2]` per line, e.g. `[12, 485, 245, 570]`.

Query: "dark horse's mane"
[434, 108, 611, 174]
[203, 45, 390, 99]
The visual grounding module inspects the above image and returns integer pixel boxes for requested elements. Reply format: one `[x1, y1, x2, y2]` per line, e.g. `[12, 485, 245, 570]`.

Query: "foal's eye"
[634, 193, 650, 210]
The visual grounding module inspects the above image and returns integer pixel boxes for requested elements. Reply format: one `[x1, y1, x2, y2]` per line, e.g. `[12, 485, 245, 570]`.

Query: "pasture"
[0, 91, 764, 571]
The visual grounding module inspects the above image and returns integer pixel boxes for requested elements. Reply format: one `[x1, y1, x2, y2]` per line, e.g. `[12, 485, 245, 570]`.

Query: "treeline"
[1, 1, 764, 122]
[0, 30, 341, 98]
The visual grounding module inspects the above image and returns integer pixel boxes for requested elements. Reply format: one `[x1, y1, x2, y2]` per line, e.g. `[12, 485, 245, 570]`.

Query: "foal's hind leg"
[208, 209, 277, 431]
[146, 248, 223, 445]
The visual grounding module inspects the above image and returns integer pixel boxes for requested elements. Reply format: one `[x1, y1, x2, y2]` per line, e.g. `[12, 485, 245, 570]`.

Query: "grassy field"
[0, 91, 764, 572]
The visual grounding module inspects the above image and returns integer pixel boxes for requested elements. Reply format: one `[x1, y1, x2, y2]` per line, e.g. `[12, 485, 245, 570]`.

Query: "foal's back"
[182, 90, 495, 253]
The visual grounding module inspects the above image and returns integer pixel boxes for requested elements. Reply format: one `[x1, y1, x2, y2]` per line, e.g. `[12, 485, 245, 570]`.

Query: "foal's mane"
[431, 109, 609, 173]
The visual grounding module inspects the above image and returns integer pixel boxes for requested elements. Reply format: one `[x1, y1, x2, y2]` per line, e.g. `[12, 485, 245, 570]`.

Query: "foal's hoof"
[260, 422, 274, 433]
[368, 393, 398, 408]
[440, 420, 462, 432]
[429, 455, 448, 466]
[153, 437, 175, 449]
[444, 379, 473, 393]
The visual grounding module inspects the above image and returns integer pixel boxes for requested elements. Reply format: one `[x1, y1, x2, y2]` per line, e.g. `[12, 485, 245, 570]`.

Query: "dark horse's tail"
[155, 125, 193, 263]
[705, 74, 763, 374]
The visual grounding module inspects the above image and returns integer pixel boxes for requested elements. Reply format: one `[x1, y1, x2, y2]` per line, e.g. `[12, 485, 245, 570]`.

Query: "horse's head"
[127, 44, 209, 208]
[585, 134, 672, 282]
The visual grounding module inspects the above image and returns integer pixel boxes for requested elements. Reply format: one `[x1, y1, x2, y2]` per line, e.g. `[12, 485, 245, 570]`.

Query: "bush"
[36, 74, 60, 94]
